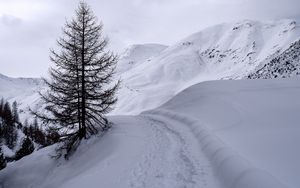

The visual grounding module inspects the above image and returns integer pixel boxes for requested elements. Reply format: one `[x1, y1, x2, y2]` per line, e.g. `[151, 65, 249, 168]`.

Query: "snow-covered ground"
[0, 115, 220, 188]
[1, 77, 300, 188]
[157, 77, 300, 188]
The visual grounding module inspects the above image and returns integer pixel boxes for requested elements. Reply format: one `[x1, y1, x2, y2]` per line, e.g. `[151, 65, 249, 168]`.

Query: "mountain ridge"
[114, 19, 300, 114]
[1, 19, 300, 116]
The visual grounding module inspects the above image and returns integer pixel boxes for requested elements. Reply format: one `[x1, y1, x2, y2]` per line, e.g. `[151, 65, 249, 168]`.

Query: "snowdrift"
[154, 77, 300, 188]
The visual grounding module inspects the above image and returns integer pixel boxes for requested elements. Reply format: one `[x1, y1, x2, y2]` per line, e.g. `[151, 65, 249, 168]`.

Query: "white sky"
[0, 0, 299, 77]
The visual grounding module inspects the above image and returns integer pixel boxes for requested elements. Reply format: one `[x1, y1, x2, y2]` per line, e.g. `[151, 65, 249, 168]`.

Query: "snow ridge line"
[144, 109, 288, 188]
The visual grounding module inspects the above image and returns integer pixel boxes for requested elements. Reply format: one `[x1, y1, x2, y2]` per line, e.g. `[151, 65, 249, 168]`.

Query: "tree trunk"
[81, 12, 86, 139]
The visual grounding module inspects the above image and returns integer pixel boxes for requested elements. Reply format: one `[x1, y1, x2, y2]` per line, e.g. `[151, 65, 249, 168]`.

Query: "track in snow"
[128, 114, 219, 188]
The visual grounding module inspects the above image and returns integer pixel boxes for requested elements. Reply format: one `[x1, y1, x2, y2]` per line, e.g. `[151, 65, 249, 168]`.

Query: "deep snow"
[159, 77, 300, 188]
[1, 77, 300, 188]
[0, 115, 220, 188]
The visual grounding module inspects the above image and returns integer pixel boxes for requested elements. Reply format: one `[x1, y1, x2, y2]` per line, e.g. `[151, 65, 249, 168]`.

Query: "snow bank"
[148, 77, 300, 188]
[146, 109, 288, 188]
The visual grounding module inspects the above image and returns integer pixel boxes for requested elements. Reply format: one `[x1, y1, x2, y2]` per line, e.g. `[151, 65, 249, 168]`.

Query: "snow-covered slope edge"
[151, 78, 300, 188]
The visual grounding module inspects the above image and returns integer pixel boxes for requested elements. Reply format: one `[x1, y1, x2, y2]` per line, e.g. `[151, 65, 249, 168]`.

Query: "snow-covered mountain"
[1, 19, 300, 116]
[0, 73, 43, 122]
[0, 73, 42, 100]
[114, 19, 300, 114]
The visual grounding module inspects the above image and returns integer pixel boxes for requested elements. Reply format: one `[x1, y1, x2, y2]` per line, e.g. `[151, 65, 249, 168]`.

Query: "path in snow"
[0, 114, 220, 188]
[128, 114, 220, 188]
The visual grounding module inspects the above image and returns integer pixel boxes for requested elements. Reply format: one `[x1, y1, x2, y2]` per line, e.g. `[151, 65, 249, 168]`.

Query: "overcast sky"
[0, 0, 300, 77]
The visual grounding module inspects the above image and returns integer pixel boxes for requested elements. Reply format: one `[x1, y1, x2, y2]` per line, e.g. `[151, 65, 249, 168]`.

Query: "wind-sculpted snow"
[157, 77, 300, 188]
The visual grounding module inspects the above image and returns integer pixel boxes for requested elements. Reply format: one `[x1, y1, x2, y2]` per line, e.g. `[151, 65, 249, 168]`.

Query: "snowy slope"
[156, 78, 300, 188]
[0, 73, 43, 122]
[1, 78, 300, 188]
[114, 19, 300, 115]
[117, 43, 168, 74]
[0, 115, 221, 188]
[0, 73, 42, 100]
[0, 44, 169, 119]
[248, 38, 300, 78]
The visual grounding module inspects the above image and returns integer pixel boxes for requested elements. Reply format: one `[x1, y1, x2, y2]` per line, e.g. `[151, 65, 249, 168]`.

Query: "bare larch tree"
[33, 1, 119, 158]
